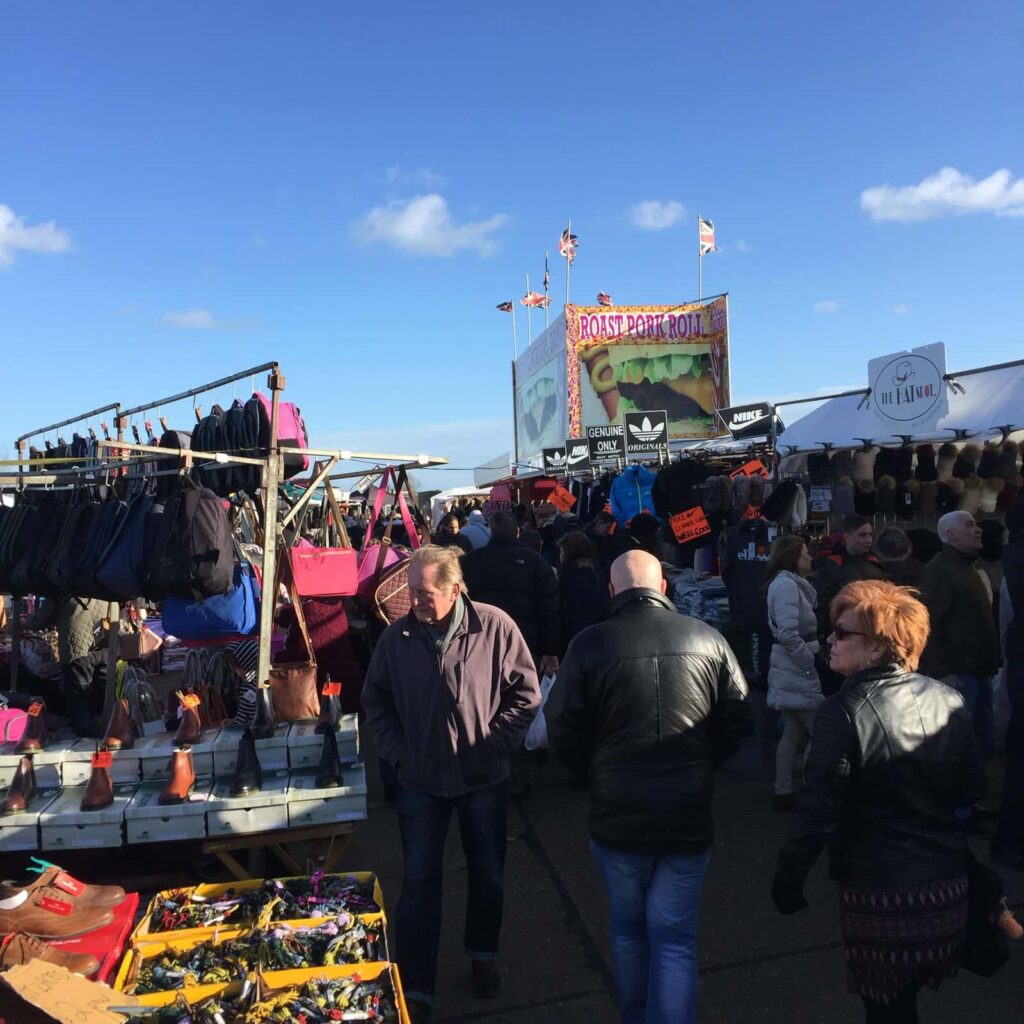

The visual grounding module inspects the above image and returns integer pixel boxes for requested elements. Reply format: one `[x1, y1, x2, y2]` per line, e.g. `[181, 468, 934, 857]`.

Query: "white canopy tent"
[430, 485, 490, 527]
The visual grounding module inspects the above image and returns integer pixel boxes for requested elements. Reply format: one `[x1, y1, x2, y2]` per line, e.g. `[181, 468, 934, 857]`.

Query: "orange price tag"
[729, 459, 769, 480]
[669, 507, 712, 545]
[548, 485, 577, 513]
[27, 702, 43, 717]
[322, 682, 342, 697]
[180, 693, 202, 710]
[91, 750, 113, 769]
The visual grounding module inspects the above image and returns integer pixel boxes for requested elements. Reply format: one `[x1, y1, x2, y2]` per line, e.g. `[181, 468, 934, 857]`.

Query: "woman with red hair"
[772, 579, 985, 1023]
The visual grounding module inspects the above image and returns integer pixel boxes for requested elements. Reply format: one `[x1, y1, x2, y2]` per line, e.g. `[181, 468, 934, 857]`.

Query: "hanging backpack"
[71, 498, 128, 599]
[0, 504, 32, 592]
[192, 405, 226, 494]
[145, 481, 233, 600]
[219, 401, 246, 495]
[162, 557, 261, 641]
[47, 497, 99, 594]
[238, 396, 264, 495]
[154, 430, 192, 501]
[253, 392, 309, 479]
[13, 499, 72, 598]
[95, 493, 158, 601]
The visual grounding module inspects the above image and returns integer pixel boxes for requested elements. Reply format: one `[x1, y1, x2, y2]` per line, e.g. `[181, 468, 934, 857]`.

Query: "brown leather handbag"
[374, 559, 413, 624]
[268, 576, 320, 722]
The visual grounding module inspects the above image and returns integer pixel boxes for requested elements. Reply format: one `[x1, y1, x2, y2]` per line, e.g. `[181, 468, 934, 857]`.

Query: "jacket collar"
[941, 543, 977, 565]
[844, 662, 905, 688]
[608, 587, 675, 616]
[401, 594, 483, 641]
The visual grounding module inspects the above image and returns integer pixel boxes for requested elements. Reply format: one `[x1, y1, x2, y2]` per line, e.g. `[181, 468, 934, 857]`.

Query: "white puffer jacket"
[766, 571, 824, 711]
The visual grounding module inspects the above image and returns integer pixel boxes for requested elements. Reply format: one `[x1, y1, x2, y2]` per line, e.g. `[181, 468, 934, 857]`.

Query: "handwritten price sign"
[728, 459, 769, 480]
[669, 507, 711, 544]
[548, 485, 577, 513]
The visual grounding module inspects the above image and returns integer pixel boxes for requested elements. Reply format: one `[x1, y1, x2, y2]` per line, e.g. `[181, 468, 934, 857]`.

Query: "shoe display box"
[205, 770, 290, 837]
[38, 783, 138, 850]
[212, 723, 290, 776]
[56, 740, 142, 787]
[48, 891, 140, 984]
[124, 778, 215, 844]
[0, 738, 82, 788]
[0, 787, 62, 851]
[287, 765, 368, 828]
[286, 714, 360, 769]
[137, 729, 221, 781]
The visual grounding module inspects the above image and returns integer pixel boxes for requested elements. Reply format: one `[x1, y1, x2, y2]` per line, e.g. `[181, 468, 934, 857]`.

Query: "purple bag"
[254, 392, 309, 478]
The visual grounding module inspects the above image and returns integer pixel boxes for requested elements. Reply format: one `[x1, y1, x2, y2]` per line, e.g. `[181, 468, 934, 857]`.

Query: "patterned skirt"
[838, 874, 968, 1004]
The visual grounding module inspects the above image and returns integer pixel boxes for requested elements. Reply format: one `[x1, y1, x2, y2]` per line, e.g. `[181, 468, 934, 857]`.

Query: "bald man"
[546, 550, 751, 1024]
[919, 510, 1001, 757]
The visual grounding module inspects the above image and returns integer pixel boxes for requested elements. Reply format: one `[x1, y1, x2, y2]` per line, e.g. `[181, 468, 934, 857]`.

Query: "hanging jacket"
[766, 572, 823, 712]
[609, 465, 657, 525]
[721, 518, 771, 629]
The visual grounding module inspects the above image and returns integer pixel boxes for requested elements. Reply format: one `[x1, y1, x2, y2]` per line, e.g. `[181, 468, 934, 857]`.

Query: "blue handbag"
[162, 559, 260, 640]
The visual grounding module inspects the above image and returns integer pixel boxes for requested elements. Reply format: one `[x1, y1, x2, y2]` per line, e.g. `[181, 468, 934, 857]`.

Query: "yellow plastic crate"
[132, 871, 385, 943]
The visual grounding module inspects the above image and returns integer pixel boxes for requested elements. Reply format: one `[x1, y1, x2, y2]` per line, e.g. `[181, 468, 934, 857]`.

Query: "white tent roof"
[780, 363, 1024, 452]
[430, 485, 490, 526]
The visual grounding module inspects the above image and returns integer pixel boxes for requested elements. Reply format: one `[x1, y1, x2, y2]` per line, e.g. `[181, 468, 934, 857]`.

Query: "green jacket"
[26, 597, 107, 664]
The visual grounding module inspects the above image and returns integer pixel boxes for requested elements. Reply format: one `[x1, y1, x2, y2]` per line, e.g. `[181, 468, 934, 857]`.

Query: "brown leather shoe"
[2, 756, 38, 814]
[0, 865, 125, 909]
[159, 748, 195, 805]
[81, 756, 113, 811]
[174, 698, 202, 745]
[102, 697, 135, 750]
[0, 885, 113, 938]
[14, 698, 47, 754]
[0, 932, 100, 976]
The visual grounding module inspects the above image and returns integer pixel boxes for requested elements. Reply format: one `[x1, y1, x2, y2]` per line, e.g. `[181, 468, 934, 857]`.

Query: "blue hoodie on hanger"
[610, 464, 658, 525]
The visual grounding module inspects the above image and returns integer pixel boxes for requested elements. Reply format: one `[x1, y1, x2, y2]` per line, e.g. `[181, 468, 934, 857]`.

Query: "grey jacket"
[766, 572, 823, 712]
[363, 597, 541, 797]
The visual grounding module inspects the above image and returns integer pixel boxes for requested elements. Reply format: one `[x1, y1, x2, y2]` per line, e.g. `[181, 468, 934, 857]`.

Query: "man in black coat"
[545, 550, 751, 1024]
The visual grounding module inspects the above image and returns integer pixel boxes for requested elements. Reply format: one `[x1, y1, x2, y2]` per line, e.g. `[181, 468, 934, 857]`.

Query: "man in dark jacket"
[811, 515, 885, 637]
[546, 550, 751, 1024]
[919, 511, 1001, 758]
[363, 546, 539, 1023]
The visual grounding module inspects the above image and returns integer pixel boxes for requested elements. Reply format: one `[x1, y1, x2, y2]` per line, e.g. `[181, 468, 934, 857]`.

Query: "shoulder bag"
[268, 574, 320, 722]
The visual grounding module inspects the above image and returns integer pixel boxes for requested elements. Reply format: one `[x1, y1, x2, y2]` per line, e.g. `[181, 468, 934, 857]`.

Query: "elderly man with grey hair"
[363, 545, 539, 1023]
[545, 550, 751, 1024]
[919, 510, 1001, 758]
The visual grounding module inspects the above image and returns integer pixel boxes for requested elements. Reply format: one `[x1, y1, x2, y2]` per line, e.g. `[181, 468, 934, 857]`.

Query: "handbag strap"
[361, 466, 395, 554]
[275, 548, 316, 665]
[321, 473, 353, 549]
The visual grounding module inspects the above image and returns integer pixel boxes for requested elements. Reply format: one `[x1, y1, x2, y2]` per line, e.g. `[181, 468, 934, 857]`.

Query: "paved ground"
[337, 721, 1021, 1024]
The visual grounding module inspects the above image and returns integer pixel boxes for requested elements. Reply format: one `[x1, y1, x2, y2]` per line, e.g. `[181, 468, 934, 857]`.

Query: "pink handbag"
[356, 467, 424, 602]
[0, 707, 29, 744]
[288, 486, 358, 598]
[254, 391, 310, 478]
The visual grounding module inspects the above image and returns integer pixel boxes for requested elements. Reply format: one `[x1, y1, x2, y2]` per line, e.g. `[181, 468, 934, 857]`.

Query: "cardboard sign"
[91, 750, 113, 769]
[180, 693, 202, 710]
[669, 507, 711, 544]
[322, 681, 342, 697]
[27, 701, 43, 717]
[728, 459, 769, 479]
[0, 960, 139, 1023]
[548, 485, 577, 512]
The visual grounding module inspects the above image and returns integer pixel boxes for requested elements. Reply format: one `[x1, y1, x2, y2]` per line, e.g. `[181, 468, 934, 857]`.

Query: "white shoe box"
[213, 724, 290, 776]
[0, 787, 62, 851]
[286, 765, 368, 829]
[39, 783, 137, 850]
[205, 770, 290, 837]
[0, 737, 83, 789]
[138, 729, 220, 781]
[286, 715, 360, 770]
[124, 778, 214, 844]
[56, 739, 141, 787]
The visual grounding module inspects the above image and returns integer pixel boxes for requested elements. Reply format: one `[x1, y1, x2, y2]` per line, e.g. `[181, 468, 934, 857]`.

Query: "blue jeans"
[996, 662, 1024, 853]
[955, 673, 994, 760]
[395, 781, 507, 1006]
[591, 841, 710, 1024]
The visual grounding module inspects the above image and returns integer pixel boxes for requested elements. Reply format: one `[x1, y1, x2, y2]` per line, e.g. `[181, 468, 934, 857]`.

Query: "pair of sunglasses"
[831, 624, 867, 641]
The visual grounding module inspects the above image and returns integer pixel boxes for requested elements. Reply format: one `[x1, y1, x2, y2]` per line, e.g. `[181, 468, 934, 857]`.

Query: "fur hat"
[978, 442, 1001, 479]
[762, 479, 798, 524]
[748, 473, 767, 508]
[959, 474, 982, 514]
[953, 443, 982, 480]
[896, 478, 921, 519]
[937, 442, 958, 482]
[717, 475, 733, 511]
[998, 472, 1023, 511]
[732, 474, 751, 512]
[702, 475, 724, 512]
[918, 480, 938, 518]
[806, 451, 831, 482]
[832, 478, 856, 515]
[854, 479, 876, 516]
[789, 484, 808, 528]
[979, 477, 1005, 514]
[935, 478, 963, 513]
[876, 475, 897, 515]
[914, 443, 937, 482]
[873, 446, 895, 482]
[891, 447, 914, 483]
[998, 441, 1020, 480]
[851, 446, 877, 485]
[830, 449, 853, 480]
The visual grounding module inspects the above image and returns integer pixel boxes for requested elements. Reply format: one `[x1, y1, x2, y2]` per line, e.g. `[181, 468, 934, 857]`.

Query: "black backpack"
[145, 482, 233, 600]
[95, 493, 158, 601]
[0, 504, 32, 592]
[13, 498, 73, 598]
[193, 405, 226, 494]
[154, 430, 192, 501]
[70, 497, 127, 599]
[238, 396, 263, 495]
[47, 497, 98, 594]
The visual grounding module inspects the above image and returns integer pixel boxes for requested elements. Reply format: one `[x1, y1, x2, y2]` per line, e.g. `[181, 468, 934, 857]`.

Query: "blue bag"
[162, 560, 260, 640]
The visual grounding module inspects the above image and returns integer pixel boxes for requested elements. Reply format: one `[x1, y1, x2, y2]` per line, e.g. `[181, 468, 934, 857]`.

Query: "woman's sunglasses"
[831, 624, 867, 642]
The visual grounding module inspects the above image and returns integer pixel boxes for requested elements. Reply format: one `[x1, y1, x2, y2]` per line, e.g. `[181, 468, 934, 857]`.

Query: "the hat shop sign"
[868, 343, 948, 434]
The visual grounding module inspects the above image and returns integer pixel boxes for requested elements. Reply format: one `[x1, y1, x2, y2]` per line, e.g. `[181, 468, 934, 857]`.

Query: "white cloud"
[0, 203, 71, 267]
[163, 309, 216, 329]
[813, 300, 839, 313]
[734, 238, 753, 252]
[893, 303, 910, 315]
[354, 194, 508, 256]
[860, 166, 1024, 222]
[384, 165, 447, 189]
[627, 200, 685, 230]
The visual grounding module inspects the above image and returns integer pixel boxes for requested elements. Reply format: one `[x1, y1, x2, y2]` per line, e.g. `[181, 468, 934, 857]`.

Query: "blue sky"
[2, 1, 1022, 487]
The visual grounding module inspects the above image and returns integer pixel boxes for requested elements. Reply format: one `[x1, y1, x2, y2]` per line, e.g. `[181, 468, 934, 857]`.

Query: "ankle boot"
[315, 682, 342, 735]
[81, 755, 113, 812]
[174, 695, 202, 746]
[251, 685, 275, 740]
[15, 698, 47, 754]
[230, 729, 262, 797]
[159, 749, 195, 805]
[2, 757, 38, 815]
[102, 697, 135, 750]
[315, 728, 343, 788]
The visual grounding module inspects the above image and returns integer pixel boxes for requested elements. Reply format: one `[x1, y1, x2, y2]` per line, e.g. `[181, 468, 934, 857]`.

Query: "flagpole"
[565, 218, 572, 310]
[697, 213, 702, 301]
[512, 300, 518, 360]
[544, 250, 550, 329]
[525, 273, 532, 341]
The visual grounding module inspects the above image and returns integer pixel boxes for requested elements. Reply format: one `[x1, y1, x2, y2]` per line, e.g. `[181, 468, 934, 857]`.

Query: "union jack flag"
[496, 301, 513, 312]
[521, 291, 551, 309]
[596, 292, 613, 306]
[699, 217, 717, 256]
[559, 228, 578, 265]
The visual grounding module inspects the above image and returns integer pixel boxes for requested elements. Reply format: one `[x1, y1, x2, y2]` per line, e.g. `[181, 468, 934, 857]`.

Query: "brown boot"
[102, 697, 135, 750]
[159, 748, 195, 805]
[0, 932, 100, 975]
[174, 693, 202, 745]
[0, 885, 113, 939]
[14, 699, 47, 754]
[2, 757, 38, 815]
[0, 864, 125, 909]
[81, 752, 113, 811]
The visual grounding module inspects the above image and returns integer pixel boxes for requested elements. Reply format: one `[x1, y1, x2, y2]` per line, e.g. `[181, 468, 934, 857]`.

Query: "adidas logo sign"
[627, 416, 665, 443]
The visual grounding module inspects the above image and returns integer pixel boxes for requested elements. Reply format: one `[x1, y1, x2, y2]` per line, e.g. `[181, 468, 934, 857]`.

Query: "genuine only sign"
[586, 424, 625, 463]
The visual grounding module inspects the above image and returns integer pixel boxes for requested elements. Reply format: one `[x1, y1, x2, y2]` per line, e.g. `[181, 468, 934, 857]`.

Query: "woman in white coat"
[766, 535, 824, 811]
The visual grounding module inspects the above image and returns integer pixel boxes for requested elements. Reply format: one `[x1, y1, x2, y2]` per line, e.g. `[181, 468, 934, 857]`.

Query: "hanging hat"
[914, 444, 937, 482]
[762, 479, 798, 524]
[875, 475, 897, 515]
[978, 442, 1001, 479]
[732, 474, 751, 513]
[896, 478, 921, 520]
[851, 446, 877, 485]
[959, 474, 983, 514]
[854, 479, 876, 516]
[832, 477, 856, 515]
[918, 480, 938, 518]
[748, 474, 767, 508]
[891, 447, 914, 483]
[935, 478, 963, 512]
[953, 443, 982, 480]
[998, 473, 1023, 511]
[873, 447, 896, 482]
[997, 441, 1020, 480]
[830, 449, 853, 480]
[978, 477, 1005, 514]
[937, 442, 958, 482]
